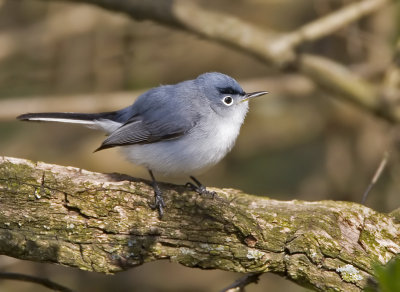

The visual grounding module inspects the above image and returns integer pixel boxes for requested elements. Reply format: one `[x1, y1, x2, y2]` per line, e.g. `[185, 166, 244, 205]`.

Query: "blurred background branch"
[270, 0, 388, 52]
[0, 273, 73, 292]
[49, 0, 398, 122]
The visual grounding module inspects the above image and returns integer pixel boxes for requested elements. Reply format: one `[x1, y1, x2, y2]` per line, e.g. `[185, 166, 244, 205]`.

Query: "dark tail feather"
[17, 111, 119, 124]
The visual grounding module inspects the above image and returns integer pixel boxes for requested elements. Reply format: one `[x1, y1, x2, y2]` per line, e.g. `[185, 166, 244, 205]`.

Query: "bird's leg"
[148, 170, 165, 218]
[185, 176, 216, 197]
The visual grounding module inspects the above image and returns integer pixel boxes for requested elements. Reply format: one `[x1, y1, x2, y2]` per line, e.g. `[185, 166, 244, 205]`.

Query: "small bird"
[17, 72, 268, 217]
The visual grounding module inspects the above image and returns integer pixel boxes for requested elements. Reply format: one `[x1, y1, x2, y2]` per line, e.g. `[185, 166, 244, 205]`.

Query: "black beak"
[241, 91, 268, 102]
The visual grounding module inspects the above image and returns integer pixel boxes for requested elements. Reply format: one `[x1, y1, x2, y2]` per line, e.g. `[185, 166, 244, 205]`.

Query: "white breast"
[122, 104, 248, 176]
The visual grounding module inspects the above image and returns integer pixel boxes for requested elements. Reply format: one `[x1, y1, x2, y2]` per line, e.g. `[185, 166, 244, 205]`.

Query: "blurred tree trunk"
[1, 156, 399, 291]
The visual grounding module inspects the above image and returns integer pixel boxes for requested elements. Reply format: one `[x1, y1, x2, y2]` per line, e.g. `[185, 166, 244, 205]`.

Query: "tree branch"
[0, 156, 399, 291]
[269, 0, 388, 58]
[41, 0, 400, 123]
[0, 272, 74, 292]
[220, 272, 261, 292]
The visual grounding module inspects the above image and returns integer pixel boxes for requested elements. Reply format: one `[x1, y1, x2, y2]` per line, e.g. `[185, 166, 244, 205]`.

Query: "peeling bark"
[0, 156, 399, 291]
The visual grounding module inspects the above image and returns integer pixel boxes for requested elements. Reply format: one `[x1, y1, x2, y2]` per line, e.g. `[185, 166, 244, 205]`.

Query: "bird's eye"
[223, 96, 233, 106]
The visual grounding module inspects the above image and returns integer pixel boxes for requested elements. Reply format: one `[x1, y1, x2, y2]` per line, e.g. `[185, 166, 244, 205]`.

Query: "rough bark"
[0, 156, 399, 291]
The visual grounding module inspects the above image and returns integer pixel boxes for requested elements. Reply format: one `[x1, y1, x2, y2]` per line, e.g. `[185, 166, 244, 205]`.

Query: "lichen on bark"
[0, 156, 399, 291]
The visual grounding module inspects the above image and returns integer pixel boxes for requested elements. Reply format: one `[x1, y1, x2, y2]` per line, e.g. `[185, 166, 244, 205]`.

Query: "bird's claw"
[185, 177, 216, 198]
[149, 184, 165, 218]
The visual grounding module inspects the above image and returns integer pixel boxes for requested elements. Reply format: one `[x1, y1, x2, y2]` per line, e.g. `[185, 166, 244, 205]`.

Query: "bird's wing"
[95, 107, 200, 152]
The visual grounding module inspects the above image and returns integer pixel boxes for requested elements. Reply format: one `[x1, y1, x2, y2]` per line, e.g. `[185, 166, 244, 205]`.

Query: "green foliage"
[366, 258, 400, 292]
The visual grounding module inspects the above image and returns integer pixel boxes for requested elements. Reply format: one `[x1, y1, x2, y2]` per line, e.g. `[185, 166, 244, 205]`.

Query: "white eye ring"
[222, 96, 233, 106]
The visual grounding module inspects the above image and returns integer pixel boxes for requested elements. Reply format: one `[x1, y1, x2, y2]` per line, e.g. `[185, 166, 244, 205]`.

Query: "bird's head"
[195, 72, 268, 118]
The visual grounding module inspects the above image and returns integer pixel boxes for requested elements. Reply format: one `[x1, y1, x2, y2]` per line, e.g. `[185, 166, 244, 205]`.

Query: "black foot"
[148, 170, 166, 218]
[185, 176, 216, 197]
[149, 183, 165, 218]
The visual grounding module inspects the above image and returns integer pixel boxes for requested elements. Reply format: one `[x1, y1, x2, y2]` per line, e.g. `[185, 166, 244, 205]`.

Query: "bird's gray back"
[128, 80, 205, 126]
[94, 79, 207, 150]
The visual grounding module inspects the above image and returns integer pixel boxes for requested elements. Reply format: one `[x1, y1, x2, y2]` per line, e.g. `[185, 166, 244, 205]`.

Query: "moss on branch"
[0, 156, 399, 291]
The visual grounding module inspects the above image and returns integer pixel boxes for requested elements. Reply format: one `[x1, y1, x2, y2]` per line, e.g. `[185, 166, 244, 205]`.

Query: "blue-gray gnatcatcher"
[17, 72, 268, 217]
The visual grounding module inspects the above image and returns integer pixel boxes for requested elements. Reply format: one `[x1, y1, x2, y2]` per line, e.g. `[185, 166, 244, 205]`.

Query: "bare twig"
[361, 151, 389, 204]
[0, 272, 74, 292]
[268, 0, 388, 61]
[299, 54, 378, 112]
[220, 273, 262, 292]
